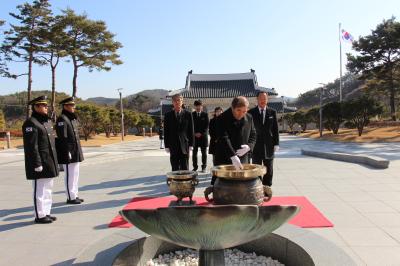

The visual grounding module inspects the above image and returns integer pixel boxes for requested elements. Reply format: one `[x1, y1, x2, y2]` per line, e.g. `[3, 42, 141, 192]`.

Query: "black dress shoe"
[192, 168, 198, 172]
[34, 216, 53, 224]
[66, 199, 81, 204]
[76, 197, 84, 202]
[201, 167, 207, 173]
[46, 215, 57, 221]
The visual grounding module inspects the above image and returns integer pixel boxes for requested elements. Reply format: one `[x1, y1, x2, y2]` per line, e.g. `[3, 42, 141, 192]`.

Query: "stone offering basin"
[120, 204, 299, 251]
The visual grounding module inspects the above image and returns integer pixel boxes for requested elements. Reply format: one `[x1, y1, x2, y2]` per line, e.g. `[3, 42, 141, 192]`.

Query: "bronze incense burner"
[205, 164, 272, 205]
[166, 170, 199, 205]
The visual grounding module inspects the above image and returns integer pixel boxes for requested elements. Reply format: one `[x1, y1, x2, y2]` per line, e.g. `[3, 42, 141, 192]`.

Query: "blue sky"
[0, 0, 399, 99]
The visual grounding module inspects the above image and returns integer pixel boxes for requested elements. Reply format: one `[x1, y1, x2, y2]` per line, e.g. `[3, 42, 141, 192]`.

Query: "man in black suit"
[249, 91, 280, 186]
[159, 121, 164, 149]
[192, 100, 209, 172]
[213, 96, 256, 184]
[164, 94, 194, 171]
[22, 96, 59, 224]
[56, 97, 85, 204]
[208, 106, 223, 166]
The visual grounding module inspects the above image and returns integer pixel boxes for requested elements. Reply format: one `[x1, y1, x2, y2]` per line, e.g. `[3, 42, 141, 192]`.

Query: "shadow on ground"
[0, 173, 212, 232]
[0, 221, 34, 232]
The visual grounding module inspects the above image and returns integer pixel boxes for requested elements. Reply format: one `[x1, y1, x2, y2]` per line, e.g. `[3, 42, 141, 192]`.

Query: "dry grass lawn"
[300, 126, 400, 143]
[78, 134, 144, 147]
[3, 127, 399, 148]
[1, 133, 145, 149]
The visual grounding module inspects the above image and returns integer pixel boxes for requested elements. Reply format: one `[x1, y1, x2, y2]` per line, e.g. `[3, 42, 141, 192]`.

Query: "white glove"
[230, 155, 243, 170]
[236, 144, 250, 157]
[165, 148, 170, 153]
[34, 166, 43, 172]
[189, 146, 193, 151]
[274, 145, 280, 152]
[68, 152, 72, 160]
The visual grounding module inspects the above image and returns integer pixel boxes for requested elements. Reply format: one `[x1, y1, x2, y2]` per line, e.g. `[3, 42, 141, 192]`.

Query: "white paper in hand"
[230, 155, 243, 170]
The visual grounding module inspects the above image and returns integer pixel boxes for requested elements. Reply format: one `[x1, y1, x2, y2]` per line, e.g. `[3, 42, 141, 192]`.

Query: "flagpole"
[339, 23, 343, 102]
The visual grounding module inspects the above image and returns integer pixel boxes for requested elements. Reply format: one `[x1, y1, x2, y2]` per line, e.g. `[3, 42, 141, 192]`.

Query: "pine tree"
[3, 0, 52, 117]
[61, 9, 123, 97]
[347, 17, 400, 121]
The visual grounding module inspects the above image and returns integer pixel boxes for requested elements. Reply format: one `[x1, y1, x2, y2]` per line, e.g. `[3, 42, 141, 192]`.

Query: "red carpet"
[109, 196, 333, 228]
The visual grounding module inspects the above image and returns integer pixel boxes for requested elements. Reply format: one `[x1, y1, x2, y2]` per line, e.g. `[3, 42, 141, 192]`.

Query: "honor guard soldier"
[192, 100, 209, 173]
[249, 91, 280, 186]
[22, 96, 59, 224]
[56, 97, 84, 204]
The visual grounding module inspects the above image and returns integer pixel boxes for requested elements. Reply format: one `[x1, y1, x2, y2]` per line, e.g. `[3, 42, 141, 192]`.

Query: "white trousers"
[32, 178, 54, 219]
[63, 162, 80, 200]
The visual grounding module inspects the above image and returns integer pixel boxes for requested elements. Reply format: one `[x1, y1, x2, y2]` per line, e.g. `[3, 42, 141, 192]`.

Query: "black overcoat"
[248, 106, 279, 159]
[22, 112, 59, 180]
[164, 109, 194, 155]
[208, 116, 218, 155]
[55, 110, 84, 164]
[192, 111, 209, 147]
[214, 108, 256, 165]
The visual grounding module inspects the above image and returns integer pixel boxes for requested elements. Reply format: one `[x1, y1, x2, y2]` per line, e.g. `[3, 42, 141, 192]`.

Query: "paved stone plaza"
[1, 135, 400, 265]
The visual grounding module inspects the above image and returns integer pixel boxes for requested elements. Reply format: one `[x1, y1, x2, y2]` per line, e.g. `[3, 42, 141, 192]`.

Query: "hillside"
[0, 90, 72, 120]
[86, 97, 118, 106]
[85, 89, 169, 112]
[0, 89, 170, 122]
[294, 73, 364, 109]
[129, 89, 169, 99]
[123, 89, 169, 113]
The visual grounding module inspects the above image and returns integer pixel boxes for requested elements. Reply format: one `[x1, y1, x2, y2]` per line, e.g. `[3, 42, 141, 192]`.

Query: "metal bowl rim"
[120, 204, 300, 212]
[166, 170, 198, 180]
[211, 164, 266, 179]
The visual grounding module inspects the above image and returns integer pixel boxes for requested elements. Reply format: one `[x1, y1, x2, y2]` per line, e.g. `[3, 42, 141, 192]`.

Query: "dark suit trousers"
[170, 152, 189, 171]
[252, 156, 274, 186]
[192, 145, 207, 169]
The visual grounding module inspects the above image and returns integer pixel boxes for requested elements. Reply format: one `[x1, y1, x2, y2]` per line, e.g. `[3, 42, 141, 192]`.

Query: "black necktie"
[261, 109, 264, 125]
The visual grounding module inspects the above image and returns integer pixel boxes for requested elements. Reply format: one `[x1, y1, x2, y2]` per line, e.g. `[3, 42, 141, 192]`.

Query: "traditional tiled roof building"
[180, 71, 276, 99]
[166, 70, 294, 113]
[149, 70, 296, 130]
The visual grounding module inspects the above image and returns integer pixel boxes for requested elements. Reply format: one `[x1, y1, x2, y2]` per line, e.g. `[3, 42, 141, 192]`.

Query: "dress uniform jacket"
[208, 117, 218, 155]
[22, 111, 59, 180]
[214, 108, 256, 165]
[164, 109, 194, 155]
[249, 107, 279, 159]
[55, 110, 84, 164]
[192, 111, 209, 147]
